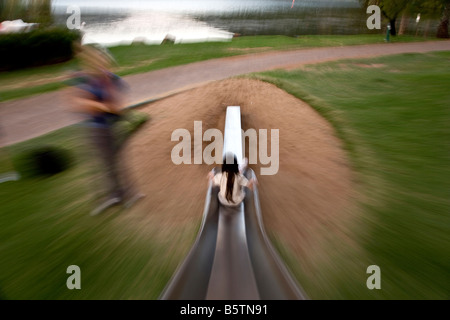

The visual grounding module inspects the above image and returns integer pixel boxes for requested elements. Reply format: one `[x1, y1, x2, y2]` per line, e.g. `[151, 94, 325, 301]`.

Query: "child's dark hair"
[222, 153, 239, 203]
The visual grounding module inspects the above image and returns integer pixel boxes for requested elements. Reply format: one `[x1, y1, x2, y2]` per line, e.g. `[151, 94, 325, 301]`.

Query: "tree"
[0, 0, 26, 21]
[436, 0, 449, 38]
[0, 0, 53, 26]
[409, 0, 449, 38]
[360, 0, 412, 36]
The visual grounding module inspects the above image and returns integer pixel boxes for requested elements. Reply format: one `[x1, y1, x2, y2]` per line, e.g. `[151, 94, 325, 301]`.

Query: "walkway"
[1, 40, 449, 147]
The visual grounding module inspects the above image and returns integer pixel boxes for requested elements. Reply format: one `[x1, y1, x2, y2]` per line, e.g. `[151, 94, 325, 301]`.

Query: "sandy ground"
[121, 78, 359, 273]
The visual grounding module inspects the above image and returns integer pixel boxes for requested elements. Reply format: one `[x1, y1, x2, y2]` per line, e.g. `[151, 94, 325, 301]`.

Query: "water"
[50, 0, 436, 47]
[62, 11, 236, 46]
[52, 0, 250, 45]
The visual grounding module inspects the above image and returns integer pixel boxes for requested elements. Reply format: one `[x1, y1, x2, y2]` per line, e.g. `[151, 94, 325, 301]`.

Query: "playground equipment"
[160, 106, 307, 300]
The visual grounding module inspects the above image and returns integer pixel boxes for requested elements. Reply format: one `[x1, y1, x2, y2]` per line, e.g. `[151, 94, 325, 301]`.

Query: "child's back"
[209, 154, 255, 207]
[213, 171, 249, 206]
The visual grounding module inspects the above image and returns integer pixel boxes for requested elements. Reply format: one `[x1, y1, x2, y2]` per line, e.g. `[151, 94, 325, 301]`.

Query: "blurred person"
[208, 153, 256, 207]
[161, 34, 176, 45]
[66, 43, 144, 215]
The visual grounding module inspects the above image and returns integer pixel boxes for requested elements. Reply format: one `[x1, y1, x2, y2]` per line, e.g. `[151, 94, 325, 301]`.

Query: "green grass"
[253, 51, 450, 299]
[0, 34, 437, 102]
[1, 50, 449, 300]
[0, 112, 192, 299]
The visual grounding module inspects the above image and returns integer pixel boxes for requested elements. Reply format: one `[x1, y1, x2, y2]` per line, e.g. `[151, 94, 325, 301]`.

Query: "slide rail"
[159, 106, 307, 300]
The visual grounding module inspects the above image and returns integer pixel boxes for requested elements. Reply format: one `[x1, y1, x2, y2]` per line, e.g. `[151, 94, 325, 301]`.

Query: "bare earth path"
[0, 40, 449, 147]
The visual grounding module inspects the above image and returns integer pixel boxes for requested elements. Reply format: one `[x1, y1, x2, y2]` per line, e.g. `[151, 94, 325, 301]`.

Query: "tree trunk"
[389, 19, 397, 36]
[424, 20, 431, 38]
[398, 12, 408, 35]
[436, 4, 449, 38]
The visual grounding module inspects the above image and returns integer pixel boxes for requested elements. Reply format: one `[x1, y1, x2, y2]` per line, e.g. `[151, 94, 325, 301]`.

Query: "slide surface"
[159, 169, 307, 300]
[160, 106, 307, 300]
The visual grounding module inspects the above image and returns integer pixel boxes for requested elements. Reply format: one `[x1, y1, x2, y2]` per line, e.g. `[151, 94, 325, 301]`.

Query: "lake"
[50, 0, 437, 46]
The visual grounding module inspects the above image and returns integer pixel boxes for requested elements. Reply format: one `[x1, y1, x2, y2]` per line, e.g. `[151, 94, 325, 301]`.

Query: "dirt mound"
[124, 78, 357, 269]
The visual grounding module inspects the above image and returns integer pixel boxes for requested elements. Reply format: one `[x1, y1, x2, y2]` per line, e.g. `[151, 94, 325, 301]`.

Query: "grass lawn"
[0, 113, 188, 300]
[0, 34, 437, 102]
[0, 50, 449, 299]
[254, 51, 450, 299]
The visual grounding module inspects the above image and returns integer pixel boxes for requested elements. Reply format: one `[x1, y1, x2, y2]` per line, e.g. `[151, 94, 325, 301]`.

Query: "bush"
[0, 27, 81, 71]
[14, 145, 74, 178]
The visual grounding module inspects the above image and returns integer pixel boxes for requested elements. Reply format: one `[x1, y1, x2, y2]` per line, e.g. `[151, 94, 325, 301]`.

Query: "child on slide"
[208, 153, 256, 207]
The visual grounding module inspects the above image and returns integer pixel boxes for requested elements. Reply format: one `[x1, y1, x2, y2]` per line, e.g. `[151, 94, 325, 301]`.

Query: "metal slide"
[159, 107, 307, 300]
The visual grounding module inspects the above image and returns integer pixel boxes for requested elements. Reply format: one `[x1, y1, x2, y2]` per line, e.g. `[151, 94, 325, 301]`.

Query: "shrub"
[14, 145, 74, 178]
[0, 27, 81, 71]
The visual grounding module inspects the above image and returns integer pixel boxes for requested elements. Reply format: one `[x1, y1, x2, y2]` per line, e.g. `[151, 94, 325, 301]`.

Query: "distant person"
[208, 153, 256, 207]
[67, 43, 144, 215]
[161, 34, 176, 45]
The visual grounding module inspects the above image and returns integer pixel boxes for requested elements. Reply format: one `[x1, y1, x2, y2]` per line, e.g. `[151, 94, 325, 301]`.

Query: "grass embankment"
[0, 50, 448, 299]
[0, 112, 182, 300]
[254, 51, 450, 299]
[0, 34, 435, 102]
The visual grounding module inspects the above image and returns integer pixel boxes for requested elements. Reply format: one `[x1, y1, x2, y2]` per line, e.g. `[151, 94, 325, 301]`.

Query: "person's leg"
[114, 135, 146, 208]
[88, 126, 124, 196]
[88, 126, 127, 215]
[99, 127, 126, 199]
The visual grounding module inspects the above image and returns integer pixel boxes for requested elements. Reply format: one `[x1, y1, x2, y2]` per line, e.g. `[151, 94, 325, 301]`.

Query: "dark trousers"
[88, 125, 131, 200]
